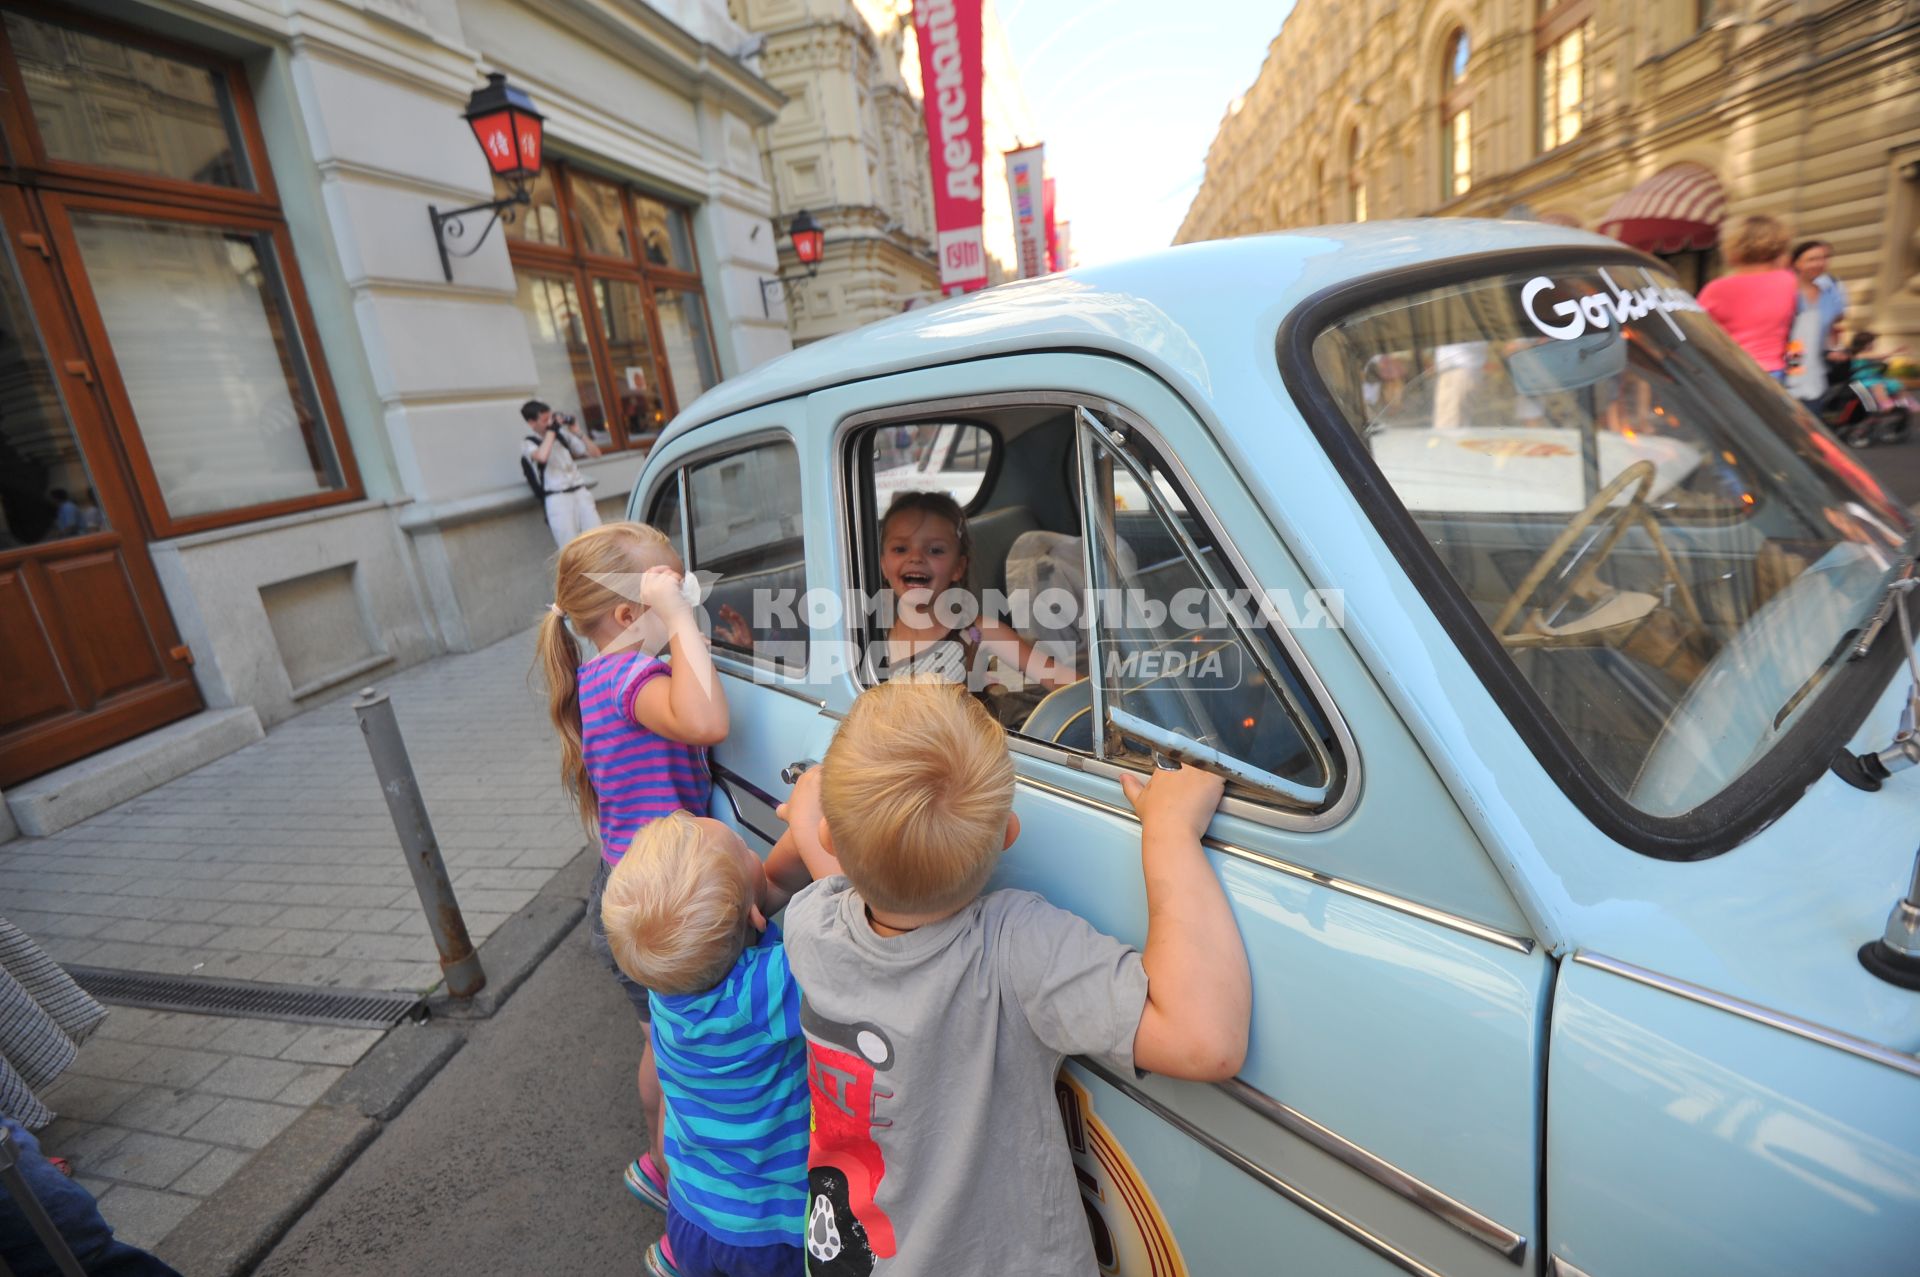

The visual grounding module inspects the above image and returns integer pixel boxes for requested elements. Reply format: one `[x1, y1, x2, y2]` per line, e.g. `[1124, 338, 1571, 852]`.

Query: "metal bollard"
[353, 687, 487, 998]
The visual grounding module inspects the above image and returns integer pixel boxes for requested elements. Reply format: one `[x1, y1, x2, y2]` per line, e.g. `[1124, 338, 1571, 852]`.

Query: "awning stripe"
[1597, 162, 1726, 252]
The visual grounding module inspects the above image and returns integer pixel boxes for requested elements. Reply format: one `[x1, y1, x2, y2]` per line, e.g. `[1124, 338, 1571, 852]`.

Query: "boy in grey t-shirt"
[779, 678, 1251, 1276]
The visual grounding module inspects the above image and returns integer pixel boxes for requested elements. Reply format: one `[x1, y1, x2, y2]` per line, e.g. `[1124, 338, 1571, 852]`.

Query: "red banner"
[1043, 177, 1059, 272]
[915, 0, 987, 292]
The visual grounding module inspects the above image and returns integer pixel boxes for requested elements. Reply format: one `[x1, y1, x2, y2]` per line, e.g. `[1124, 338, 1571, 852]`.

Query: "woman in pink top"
[1697, 215, 1797, 378]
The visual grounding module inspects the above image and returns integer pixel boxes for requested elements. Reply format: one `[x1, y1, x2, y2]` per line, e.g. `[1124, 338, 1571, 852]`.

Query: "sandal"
[624, 1154, 668, 1212]
[643, 1238, 680, 1277]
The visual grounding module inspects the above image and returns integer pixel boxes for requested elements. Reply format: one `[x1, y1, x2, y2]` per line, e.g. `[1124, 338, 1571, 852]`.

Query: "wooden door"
[0, 185, 199, 787]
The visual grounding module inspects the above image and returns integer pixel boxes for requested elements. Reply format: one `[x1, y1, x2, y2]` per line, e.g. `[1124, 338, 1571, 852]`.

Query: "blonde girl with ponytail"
[536, 520, 728, 1216]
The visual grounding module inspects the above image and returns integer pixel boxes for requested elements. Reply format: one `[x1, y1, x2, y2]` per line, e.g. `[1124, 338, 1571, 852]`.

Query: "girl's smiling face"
[880, 509, 967, 605]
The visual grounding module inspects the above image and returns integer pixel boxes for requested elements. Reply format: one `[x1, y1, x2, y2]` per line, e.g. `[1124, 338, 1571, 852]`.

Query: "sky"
[999, 0, 1295, 267]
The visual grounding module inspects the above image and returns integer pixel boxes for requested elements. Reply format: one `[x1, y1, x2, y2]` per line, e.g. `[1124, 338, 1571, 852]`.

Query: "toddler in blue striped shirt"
[602, 807, 818, 1277]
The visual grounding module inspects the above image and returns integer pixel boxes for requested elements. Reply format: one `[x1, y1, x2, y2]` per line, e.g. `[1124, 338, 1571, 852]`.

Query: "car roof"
[658, 218, 1628, 447]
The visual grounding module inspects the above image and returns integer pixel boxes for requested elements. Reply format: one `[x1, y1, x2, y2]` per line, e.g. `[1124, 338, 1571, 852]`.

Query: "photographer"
[520, 399, 603, 547]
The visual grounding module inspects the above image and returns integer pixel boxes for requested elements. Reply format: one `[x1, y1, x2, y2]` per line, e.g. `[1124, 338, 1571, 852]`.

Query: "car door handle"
[780, 758, 818, 785]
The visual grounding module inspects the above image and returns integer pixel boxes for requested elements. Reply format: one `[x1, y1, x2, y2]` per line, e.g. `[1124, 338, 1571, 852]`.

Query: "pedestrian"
[537, 522, 727, 1222]
[1785, 239, 1849, 412]
[520, 399, 603, 548]
[780, 678, 1252, 1276]
[1697, 215, 1797, 378]
[599, 808, 823, 1277]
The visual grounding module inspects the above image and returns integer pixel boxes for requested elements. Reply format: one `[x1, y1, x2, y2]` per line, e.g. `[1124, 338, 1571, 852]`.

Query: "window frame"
[647, 427, 811, 679]
[834, 389, 1358, 835]
[1275, 244, 1913, 860]
[0, 5, 363, 538]
[1535, 0, 1592, 155]
[500, 157, 719, 453]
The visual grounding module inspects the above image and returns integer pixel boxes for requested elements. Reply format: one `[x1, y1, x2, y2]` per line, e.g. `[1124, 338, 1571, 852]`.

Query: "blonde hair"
[1725, 214, 1790, 267]
[600, 811, 754, 994]
[821, 677, 1014, 915]
[536, 521, 679, 831]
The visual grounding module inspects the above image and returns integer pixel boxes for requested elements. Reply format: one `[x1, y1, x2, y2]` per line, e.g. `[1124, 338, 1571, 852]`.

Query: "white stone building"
[0, 0, 789, 827]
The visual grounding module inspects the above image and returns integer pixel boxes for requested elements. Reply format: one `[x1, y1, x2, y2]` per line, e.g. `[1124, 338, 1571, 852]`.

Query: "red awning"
[1597, 163, 1726, 254]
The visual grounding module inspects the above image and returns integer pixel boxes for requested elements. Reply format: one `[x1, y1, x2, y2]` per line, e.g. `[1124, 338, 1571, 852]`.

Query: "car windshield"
[1311, 262, 1913, 817]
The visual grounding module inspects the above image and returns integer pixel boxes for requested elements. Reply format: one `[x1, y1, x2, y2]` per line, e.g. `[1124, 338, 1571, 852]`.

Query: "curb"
[150, 844, 596, 1276]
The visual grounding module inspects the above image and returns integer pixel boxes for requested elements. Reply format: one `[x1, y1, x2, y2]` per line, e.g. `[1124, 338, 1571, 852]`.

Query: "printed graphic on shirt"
[1057, 1070, 1189, 1277]
[801, 1000, 896, 1275]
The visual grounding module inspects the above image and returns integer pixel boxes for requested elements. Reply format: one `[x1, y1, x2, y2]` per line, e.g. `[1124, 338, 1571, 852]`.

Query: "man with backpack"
[520, 399, 603, 547]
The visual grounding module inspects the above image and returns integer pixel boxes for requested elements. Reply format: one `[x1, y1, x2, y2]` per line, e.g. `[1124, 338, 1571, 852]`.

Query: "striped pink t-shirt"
[579, 648, 711, 864]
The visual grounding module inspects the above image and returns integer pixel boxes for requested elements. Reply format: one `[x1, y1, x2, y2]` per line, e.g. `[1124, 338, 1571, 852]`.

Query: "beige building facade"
[1176, 0, 1920, 347]
[733, 0, 1041, 343]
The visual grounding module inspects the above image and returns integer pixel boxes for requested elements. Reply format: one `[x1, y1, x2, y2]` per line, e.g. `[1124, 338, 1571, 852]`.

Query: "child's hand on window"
[1120, 763, 1225, 840]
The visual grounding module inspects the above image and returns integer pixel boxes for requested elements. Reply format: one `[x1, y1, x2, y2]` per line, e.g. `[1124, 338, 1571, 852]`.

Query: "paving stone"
[328, 907, 414, 934]
[210, 904, 286, 927]
[91, 1008, 168, 1042]
[328, 932, 429, 962]
[208, 925, 288, 951]
[199, 1055, 311, 1101]
[278, 1025, 384, 1067]
[272, 1064, 346, 1107]
[107, 1089, 224, 1137]
[259, 929, 342, 957]
[181, 1097, 303, 1149]
[270, 906, 343, 930]
[95, 1185, 199, 1250]
[39, 1073, 142, 1124]
[70, 1040, 224, 1089]
[205, 1018, 310, 1060]
[36, 1118, 129, 1166]
[168, 1145, 251, 1197]
[88, 1131, 216, 1189]
[125, 1012, 229, 1051]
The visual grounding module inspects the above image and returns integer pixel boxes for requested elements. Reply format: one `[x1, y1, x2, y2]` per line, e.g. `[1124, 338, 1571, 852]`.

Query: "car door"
[814, 352, 1554, 1276]
[634, 406, 840, 852]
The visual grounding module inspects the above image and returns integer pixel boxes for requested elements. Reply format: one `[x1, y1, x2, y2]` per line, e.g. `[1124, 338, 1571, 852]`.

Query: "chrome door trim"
[1014, 774, 1535, 955]
[1217, 1078, 1527, 1264]
[829, 386, 1360, 835]
[1076, 1061, 1446, 1277]
[1572, 951, 1920, 1080]
[710, 761, 781, 813]
[710, 770, 780, 847]
[1548, 1257, 1595, 1277]
[712, 655, 828, 709]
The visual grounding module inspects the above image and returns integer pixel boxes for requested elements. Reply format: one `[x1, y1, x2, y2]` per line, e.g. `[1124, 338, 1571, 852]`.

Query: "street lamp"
[760, 210, 826, 316]
[428, 72, 546, 282]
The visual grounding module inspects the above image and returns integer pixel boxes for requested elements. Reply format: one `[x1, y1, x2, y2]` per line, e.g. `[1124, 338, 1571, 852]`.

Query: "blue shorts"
[588, 857, 652, 1022]
[666, 1211, 804, 1277]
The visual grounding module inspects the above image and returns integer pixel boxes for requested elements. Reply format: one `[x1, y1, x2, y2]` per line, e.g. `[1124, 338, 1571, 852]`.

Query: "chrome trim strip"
[830, 387, 1361, 835]
[1075, 1062, 1446, 1277]
[710, 776, 779, 847]
[710, 762, 781, 813]
[1548, 1257, 1595, 1277]
[713, 657, 828, 710]
[1572, 952, 1920, 1080]
[1015, 774, 1535, 955]
[1217, 1078, 1526, 1264]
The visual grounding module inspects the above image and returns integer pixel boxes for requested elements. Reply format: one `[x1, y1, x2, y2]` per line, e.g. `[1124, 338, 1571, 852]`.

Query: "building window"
[497, 162, 718, 451]
[1348, 127, 1367, 222]
[1441, 28, 1472, 199]
[0, 7, 357, 533]
[1537, 2, 1591, 152]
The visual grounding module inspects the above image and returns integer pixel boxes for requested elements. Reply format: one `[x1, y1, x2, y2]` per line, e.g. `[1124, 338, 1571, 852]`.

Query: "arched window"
[1347, 127, 1368, 221]
[1441, 28, 1472, 199]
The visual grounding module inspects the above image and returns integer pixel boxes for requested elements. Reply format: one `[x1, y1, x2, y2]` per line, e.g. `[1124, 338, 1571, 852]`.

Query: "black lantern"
[428, 72, 547, 282]
[789, 210, 824, 274]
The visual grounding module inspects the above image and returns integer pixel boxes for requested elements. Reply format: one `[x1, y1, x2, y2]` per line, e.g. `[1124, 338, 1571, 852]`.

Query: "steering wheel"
[1492, 459, 1704, 642]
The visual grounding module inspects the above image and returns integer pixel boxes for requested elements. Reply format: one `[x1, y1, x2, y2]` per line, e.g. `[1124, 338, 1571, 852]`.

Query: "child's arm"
[632, 566, 730, 746]
[1120, 764, 1250, 1081]
[976, 619, 1078, 688]
[766, 765, 841, 893]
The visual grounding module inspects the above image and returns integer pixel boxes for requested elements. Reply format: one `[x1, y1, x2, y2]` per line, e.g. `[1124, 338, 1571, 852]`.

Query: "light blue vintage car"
[629, 222, 1920, 1277]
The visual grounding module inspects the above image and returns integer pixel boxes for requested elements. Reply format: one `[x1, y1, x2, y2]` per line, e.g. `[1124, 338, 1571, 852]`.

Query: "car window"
[871, 422, 995, 510]
[683, 439, 809, 674]
[1079, 412, 1337, 806]
[646, 471, 686, 563]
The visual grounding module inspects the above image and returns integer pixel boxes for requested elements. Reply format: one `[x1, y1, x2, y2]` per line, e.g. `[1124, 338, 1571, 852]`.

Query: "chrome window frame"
[641, 425, 815, 684]
[833, 388, 1359, 834]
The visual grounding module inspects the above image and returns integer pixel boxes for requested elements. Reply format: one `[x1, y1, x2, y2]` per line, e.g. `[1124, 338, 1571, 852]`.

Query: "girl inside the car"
[866, 490, 1076, 692]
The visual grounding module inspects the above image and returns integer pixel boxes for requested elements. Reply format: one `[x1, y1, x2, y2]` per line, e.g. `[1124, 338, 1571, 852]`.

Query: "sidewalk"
[0, 626, 589, 1250]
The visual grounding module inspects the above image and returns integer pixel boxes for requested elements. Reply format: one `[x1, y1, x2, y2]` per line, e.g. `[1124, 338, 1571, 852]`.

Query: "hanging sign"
[1005, 145, 1047, 279]
[1043, 176, 1060, 272]
[915, 0, 988, 292]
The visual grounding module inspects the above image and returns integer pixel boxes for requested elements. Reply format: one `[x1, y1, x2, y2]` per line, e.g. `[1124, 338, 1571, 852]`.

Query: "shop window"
[1441, 28, 1472, 199]
[499, 160, 718, 451]
[1537, 2, 1591, 152]
[0, 8, 357, 534]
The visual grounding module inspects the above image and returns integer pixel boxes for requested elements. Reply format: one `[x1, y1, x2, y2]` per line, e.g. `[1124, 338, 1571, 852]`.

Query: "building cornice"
[522, 0, 787, 125]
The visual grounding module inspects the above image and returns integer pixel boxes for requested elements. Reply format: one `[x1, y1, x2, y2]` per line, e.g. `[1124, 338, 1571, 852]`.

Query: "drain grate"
[66, 966, 424, 1030]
